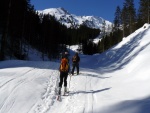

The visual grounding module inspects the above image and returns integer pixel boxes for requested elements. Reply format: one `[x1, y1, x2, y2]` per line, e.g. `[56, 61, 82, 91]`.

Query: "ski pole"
[68, 73, 72, 90]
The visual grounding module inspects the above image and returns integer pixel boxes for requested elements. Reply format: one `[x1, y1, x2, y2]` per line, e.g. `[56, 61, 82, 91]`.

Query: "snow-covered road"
[1, 24, 150, 113]
[50, 72, 109, 113]
[0, 61, 59, 113]
[0, 60, 111, 113]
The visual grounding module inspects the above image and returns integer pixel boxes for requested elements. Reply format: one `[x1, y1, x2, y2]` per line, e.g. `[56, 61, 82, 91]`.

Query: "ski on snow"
[57, 95, 61, 101]
[63, 91, 69, 96]
[56, 91, 69, 101]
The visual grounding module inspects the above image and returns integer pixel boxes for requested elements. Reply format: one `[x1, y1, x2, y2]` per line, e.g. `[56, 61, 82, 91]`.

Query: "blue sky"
[30, 0, 139, 22]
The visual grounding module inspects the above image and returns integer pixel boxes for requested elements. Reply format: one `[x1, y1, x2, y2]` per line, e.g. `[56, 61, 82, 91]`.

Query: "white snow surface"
[1, 23, 150, 113]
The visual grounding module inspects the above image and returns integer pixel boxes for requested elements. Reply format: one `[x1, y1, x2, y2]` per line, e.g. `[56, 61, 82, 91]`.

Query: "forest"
[0, 0, 149, 60]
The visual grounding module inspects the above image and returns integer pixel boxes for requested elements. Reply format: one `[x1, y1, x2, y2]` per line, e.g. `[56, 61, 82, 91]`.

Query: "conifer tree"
[138, 0, 150, 26]
[114, 6, 122, 31]
[0, 0, 11, 60]
[122, 0, 137, 35]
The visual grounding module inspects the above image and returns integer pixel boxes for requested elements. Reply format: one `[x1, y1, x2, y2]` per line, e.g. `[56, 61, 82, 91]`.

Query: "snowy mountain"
[38, 7, 112, 32]
[0, 23, 150, 113]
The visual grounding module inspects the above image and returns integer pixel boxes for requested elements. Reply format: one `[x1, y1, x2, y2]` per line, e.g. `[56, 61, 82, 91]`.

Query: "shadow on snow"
[81, 26, 150, 74]
[70, 87, 111, 95]
[95, 96, 150, 113]
[0, 60, 59, 70]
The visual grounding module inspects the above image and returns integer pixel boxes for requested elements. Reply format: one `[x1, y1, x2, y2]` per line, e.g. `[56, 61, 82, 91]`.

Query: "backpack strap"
[72, 56, 77, 62]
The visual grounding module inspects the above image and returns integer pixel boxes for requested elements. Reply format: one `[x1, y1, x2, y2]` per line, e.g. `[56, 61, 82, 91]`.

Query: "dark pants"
[71, 63, 79, 74]
[59, 71, 68, 88]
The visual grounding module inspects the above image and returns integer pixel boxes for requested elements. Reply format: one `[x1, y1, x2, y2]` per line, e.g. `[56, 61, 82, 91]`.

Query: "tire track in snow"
[86, 75, 94, 113]
[78, 74, 93, 113]
[0, 67, 51, 113]
[0, 67, 38, 113]
[70, 73, 95, 113]
[0, 68, 35, 89]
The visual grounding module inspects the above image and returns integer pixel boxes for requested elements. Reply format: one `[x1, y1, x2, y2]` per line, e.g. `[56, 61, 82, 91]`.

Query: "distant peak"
[57, 7, 70, 14]
[38, 7, 70, 15]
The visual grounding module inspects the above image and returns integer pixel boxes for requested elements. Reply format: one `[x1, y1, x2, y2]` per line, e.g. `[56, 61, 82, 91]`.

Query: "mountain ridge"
[37, 7, 113, 32]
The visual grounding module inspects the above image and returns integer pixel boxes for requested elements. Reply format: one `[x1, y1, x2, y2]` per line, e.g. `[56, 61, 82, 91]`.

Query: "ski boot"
[63, 87, 69, 96]
[58, 87, 61, 95]
[57, 87, 61, 101]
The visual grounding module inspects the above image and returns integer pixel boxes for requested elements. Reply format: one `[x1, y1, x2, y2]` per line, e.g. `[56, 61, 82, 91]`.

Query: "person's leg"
[71, 64, 75, 75]
[64, 73, 68, 92]
[64, 73, 68, 87]
[59, 72, 63, 87]
[58, 72, 64, 94]
[76, 63, 79, 74]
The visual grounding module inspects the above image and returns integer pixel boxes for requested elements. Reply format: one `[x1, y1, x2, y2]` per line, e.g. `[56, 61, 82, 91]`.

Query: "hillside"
[0, 24, 150, 113]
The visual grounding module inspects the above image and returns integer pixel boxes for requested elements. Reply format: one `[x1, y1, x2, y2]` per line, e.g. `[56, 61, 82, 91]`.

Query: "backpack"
[60, 58, 69, 72]
[72, 56, 77, 62]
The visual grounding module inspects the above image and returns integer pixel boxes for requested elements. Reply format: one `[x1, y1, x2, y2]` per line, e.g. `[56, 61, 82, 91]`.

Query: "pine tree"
[113, 6, 123, 45]
[122, 0, 137, 35]
[121, 5, 127, 37]
[138, 0, 150, 26]
[0, 0, 12, 60]
[114, 6, 122, 31]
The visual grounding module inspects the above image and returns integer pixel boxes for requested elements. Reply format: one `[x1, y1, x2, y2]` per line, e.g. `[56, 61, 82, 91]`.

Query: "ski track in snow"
[34, 70, 59, 113]
[0, 68, 34, 88]
[46, 72, 100, 113]
[0, 61, 110, 113]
